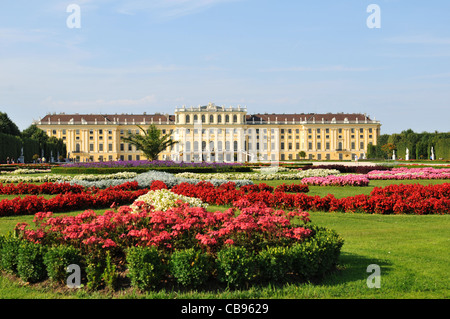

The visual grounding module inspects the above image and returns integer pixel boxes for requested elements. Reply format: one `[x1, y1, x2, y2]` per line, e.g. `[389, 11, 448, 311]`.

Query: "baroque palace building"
[35, 102, 381, 163]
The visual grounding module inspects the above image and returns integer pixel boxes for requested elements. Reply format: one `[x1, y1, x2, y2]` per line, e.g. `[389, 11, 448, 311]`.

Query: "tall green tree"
[121, 125, 178, 161]
[0, 112, 21, 136]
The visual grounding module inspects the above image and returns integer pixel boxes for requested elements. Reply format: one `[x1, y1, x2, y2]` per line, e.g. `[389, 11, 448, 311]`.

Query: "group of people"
[5, 157, 16, 164]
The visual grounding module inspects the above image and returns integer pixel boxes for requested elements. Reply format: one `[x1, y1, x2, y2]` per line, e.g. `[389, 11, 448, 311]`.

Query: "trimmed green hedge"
[0, 225, 344, 290]
[51, 165, 253, 175]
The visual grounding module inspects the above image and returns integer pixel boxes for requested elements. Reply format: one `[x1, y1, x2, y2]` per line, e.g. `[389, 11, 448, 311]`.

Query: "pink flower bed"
[367, 167, 450, 180]
[301, 174, 370, 187]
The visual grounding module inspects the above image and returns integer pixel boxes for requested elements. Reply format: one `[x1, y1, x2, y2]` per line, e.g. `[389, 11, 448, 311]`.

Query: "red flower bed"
[274, 183, 310, 193]
[0, 181, 140, 195]
[0, 185, 147, 217]
[0, 182, 85, 195]
[173, 181, 450, 215]
[15, 201, 313, 255]
[1, 180, 448, 217]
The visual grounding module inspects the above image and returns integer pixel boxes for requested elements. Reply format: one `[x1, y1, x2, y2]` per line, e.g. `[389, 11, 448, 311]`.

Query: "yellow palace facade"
[35, 103, 381, 163]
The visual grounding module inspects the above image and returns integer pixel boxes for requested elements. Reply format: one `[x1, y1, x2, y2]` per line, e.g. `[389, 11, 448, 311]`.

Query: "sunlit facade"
[36, 102, 381, 163]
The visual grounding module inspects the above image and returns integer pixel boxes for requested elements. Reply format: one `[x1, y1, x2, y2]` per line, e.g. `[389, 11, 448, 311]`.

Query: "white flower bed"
[0, 169, 52, 175]
[66, 170, 254, 189]
[0, 172, 137, 184]
[252, 166, 296, 173]
[130, 188, 207, 213]
[175, 168, 341, 181]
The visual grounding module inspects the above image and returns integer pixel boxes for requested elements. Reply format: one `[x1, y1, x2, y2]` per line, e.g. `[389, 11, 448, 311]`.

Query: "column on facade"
[213, 128, 219, 162]
[251, 128, 257, 162]
[273, 128, 279, 162]
[237, 128, 244, 163]
[182, 128, 187, 162]
[206, 128, 211, 162]
[68, 129, 74, 159]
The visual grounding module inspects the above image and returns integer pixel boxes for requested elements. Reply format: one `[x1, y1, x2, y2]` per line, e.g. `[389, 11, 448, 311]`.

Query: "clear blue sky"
[1, 0, 449, 134]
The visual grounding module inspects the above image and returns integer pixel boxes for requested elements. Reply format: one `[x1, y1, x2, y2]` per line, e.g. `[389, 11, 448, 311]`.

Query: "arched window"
[234, 141, 238, 151]
[194, 115, 198, 123]
[233, 115, 237, 123]
[225, 115, 230, 123]
[210, 115, 214, 123]
[218, 115, 222, 123]
[201, 115, 205, 123]
[185, 141, 191, 151]
[186, 115, 190, 124]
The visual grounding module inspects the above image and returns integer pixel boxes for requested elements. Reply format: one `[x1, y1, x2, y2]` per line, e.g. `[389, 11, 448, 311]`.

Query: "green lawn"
[0, 177, 449, 299]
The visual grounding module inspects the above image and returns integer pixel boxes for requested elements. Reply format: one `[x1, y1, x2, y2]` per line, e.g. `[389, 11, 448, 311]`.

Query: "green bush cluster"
[0, 225, 344, 291]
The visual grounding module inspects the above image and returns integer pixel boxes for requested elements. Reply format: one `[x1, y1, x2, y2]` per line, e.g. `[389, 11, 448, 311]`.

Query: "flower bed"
[2, 177, 448, 216]
[66, 170, 254, 189]
[3, 201, 343, 290]
[0, 184, 147, 217]
[302, 164, 391, 174]
[367, 167, 450, 180]
[172, 180, 450, 215]
[61, 160, 244, 169]
[301, 174, 370, 187]
[0, 172, 138, 184]
[1, 169, 52, 175]
[0, 182, 86, 195]
[55, 160, 252, 174]
[175, 168, 341, 181]
[130, 188, 208, 212]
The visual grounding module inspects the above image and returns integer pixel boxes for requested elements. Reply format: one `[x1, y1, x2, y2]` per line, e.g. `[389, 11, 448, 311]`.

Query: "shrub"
[290, 226, 344, 280]
[43, 245, 82, 284]
[102, 251, 118, 291]
[257, 246, 293, 282]
[85, 252, 106, 290]
[16, 241, 47, 283]
[216, 246, 257, 288]
[126, 246, 166, 291]
[0, 234, 21, 274]
[169, 248, 213, 288]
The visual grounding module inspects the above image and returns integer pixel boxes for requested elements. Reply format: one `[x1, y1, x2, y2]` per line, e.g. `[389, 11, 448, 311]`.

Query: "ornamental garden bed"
[0, 201, 343, 291]
[54, 160, 252, 175]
